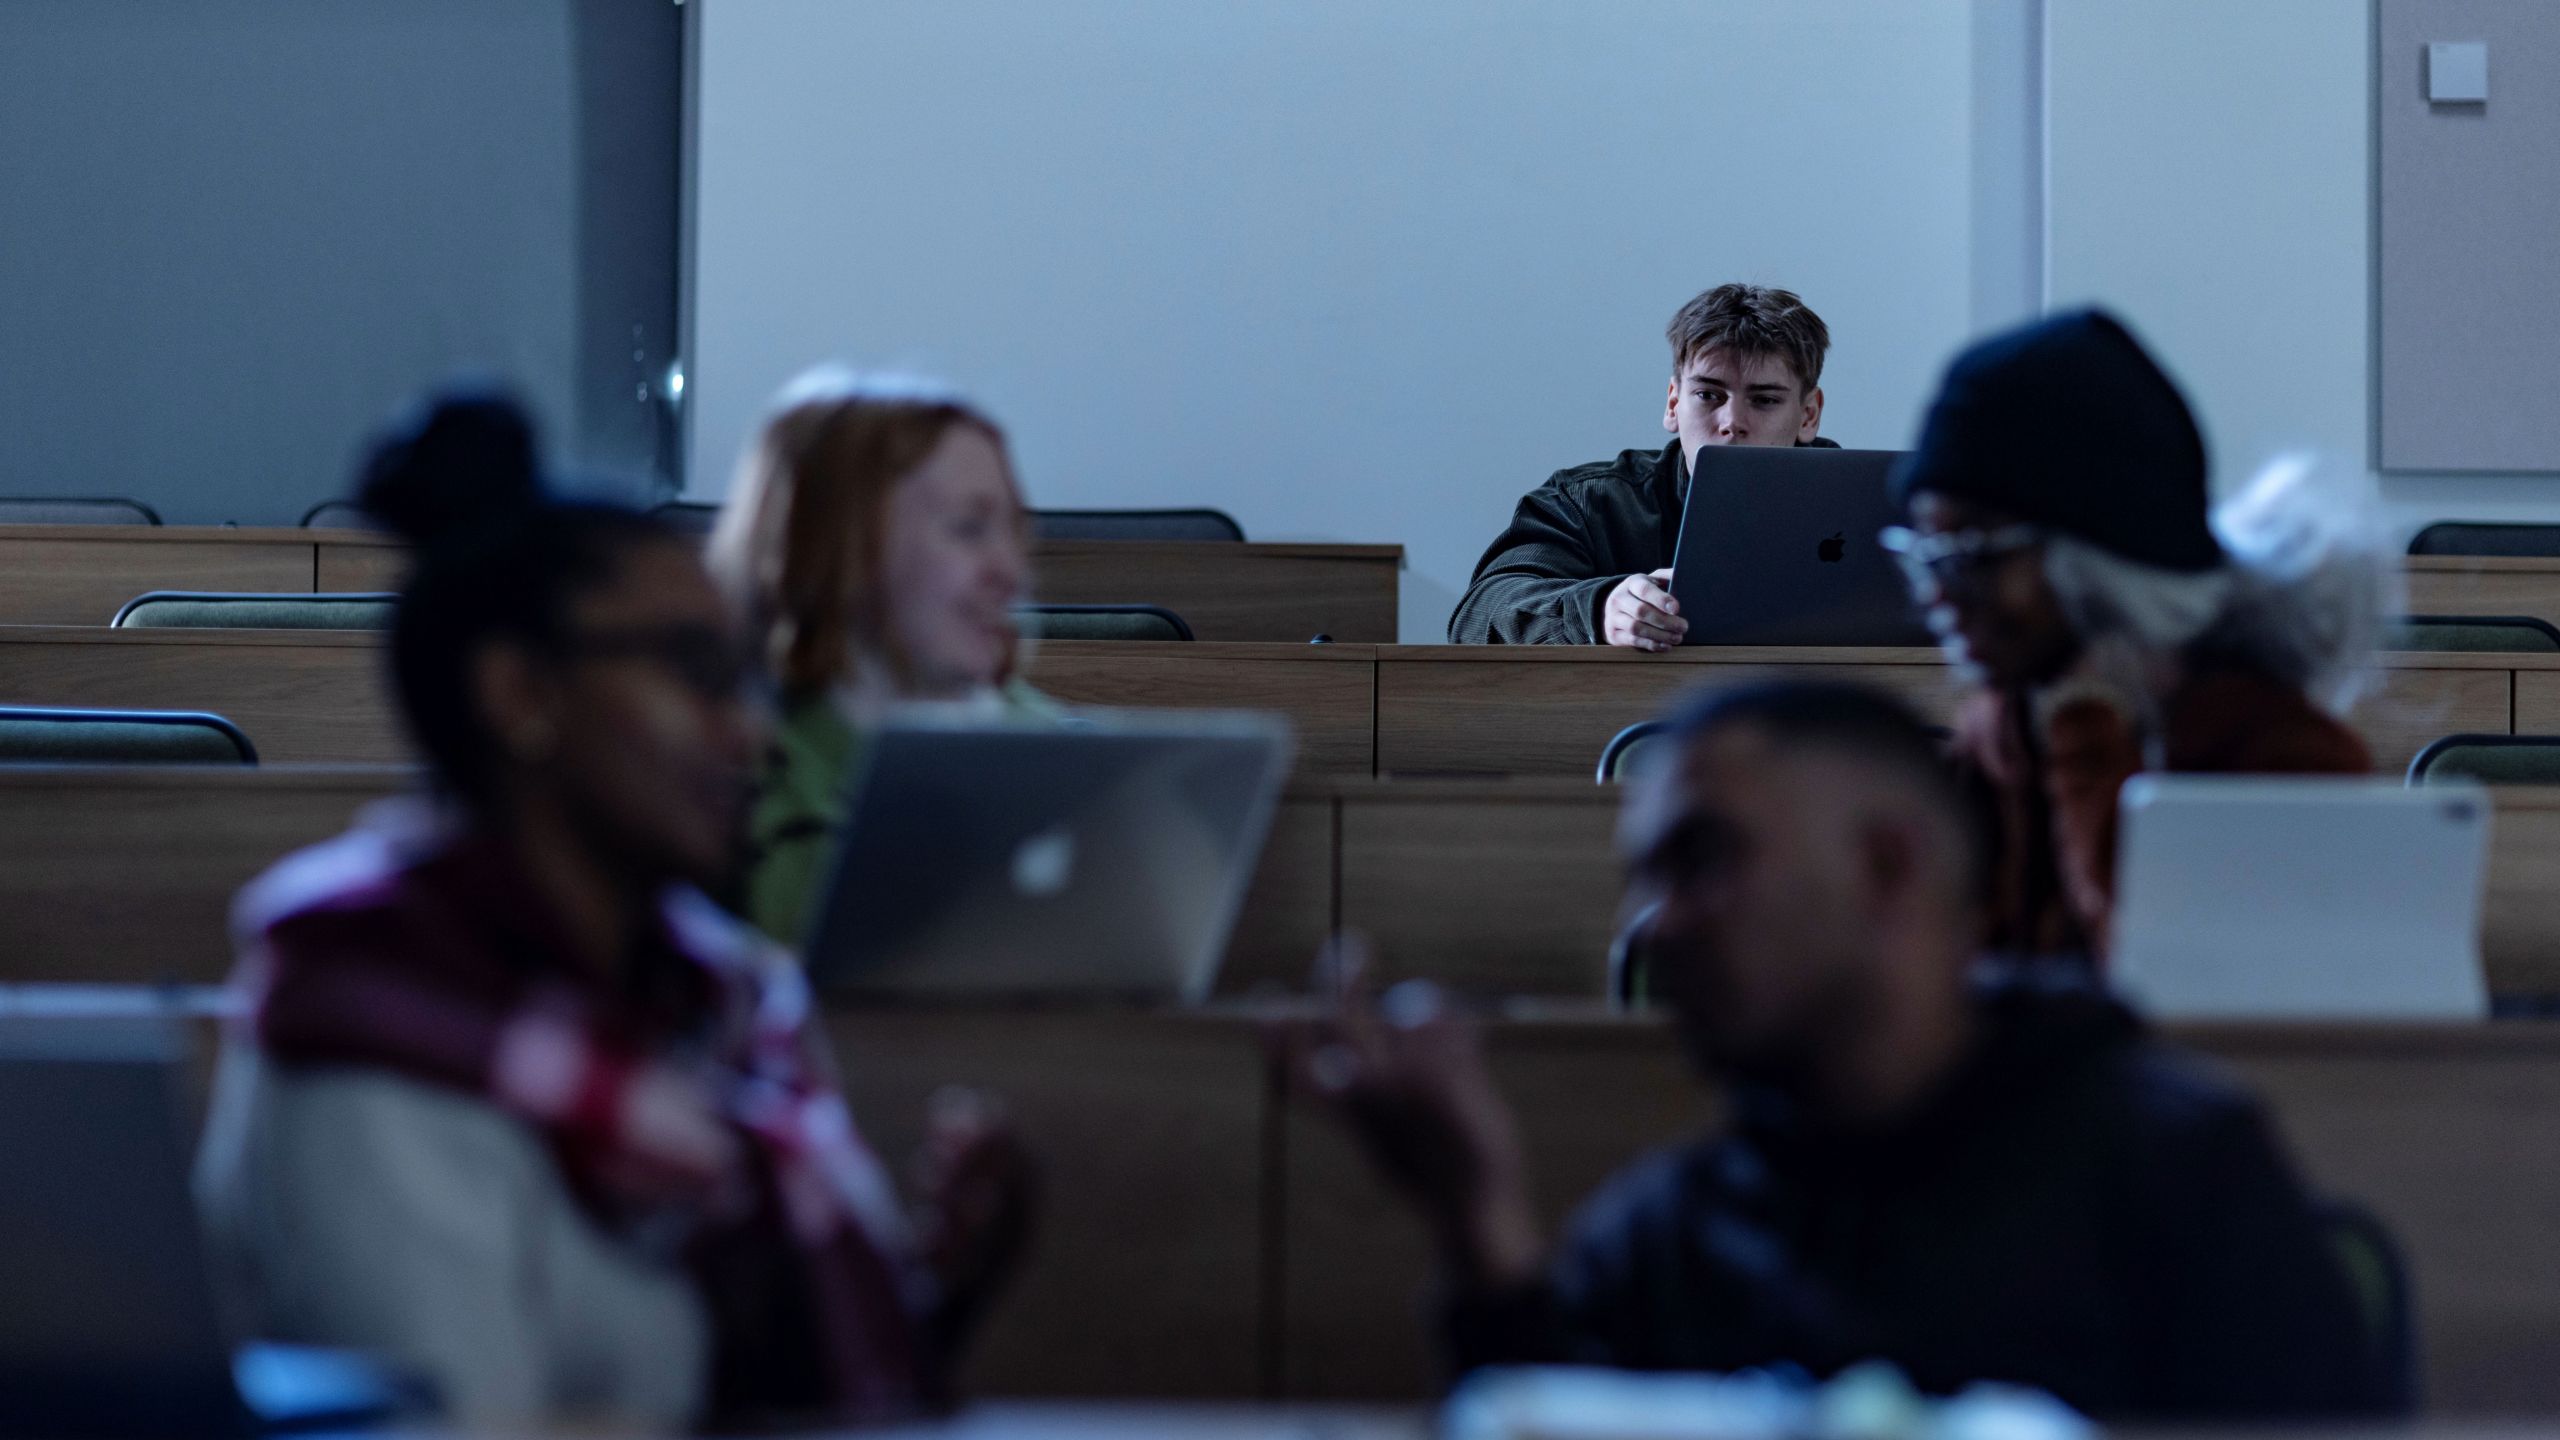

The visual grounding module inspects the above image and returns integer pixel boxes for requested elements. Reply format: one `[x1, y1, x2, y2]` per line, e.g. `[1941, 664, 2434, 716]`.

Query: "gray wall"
[0, 0, 680, 525]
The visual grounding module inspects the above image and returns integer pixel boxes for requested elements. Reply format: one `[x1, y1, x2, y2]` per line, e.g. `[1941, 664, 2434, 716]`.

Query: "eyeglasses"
[556, 624, 765, 703]
[1877, 524, 2045, 596]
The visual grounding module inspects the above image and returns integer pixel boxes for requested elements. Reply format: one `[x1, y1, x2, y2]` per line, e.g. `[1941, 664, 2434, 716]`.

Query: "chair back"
[1031, 508, 1244, 543]
[0, 707, 256, 766]
[1017, 604, 1195, 642]
[2386, 614, 2560, 653]
[2317, 1196, 2418, 1413]
[0, 497, 160, 526]
[2409, 733, 2560, 786]
[2409, 522, 2560, 557]
[1596, 720, 1667, 783]
[298, 500, 373, 529]
[112, 591, 398, 631]
[647, 500, 722, 537]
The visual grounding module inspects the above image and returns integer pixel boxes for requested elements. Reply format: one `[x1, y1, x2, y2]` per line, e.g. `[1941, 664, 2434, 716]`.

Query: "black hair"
[357, 385, 676, 804]
[1660, 680, 1995, 893]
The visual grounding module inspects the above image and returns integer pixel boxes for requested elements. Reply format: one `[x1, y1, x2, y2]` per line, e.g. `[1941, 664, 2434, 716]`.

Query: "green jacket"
[742, 679, 1063, 947]
[1447, 437, 1841, 644]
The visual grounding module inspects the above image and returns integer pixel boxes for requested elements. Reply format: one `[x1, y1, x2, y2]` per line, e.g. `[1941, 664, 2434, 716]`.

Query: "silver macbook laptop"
[1669, 446, 1932, 647]
[0, 1013, 419, 1437]
[804, 713, 1293, 1001]
[2111, 777, 2492, 1020]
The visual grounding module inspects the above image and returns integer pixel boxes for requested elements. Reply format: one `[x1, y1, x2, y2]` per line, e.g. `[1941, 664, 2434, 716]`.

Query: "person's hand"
[1269, 938, 1542, 1288]
[1603, 569, 1686, 652]
[599, 1063, 752, 1212]
[915, 1087, 1038, 1319]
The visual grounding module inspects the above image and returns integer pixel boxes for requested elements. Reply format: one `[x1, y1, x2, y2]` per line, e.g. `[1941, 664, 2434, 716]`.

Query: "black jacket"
[1447, 438, 1843, 644]
[1443, 978, 2398, 1422]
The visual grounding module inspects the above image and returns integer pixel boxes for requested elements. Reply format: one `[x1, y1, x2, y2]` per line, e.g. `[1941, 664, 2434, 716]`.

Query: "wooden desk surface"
[1022, 641, 1382, 777]
[0, 524, 1403, 644]
[0, 624, 401, 764]
[13, 985, 2560, 1412]
[9, 767, 2560, 1002]
[1375, 645, 2538, 778]
[2406, 554, 2560, 632]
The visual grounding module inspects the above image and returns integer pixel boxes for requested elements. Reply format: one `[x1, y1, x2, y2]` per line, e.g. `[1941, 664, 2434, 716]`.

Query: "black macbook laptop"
[0, 1013, 424, 1438]
[1667, 446, 1933, 647]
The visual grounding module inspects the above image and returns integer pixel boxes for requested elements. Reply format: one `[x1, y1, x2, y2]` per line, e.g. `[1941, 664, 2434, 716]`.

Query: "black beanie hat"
[1890, 309, 2220, 573]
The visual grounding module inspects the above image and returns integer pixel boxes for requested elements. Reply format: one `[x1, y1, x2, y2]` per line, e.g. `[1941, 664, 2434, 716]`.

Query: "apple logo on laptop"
[1011, 827, 1076, 898]
[1817, 531, 1846, 563]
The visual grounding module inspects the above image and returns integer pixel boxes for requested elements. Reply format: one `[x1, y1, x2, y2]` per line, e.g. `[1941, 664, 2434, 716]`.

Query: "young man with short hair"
[1280, 680, 2395, 1422]
[1448, 284, 1836, 648]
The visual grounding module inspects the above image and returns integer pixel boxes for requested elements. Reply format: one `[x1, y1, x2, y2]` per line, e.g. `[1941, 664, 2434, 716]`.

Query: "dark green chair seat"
[112, 591, 399, 630]
[1031, 508, 1244, 543]
[0, 496, 160, 525]
[2409, 523, 2560, 557]
[647, 500, 721, 537]
[2407, 734, 2560, 786]
[2317, 1197, 2417, 1411]
[1017, 604, 1194, 642]
[0, 706, 256, 765]
[2385, 614, 2560, 653]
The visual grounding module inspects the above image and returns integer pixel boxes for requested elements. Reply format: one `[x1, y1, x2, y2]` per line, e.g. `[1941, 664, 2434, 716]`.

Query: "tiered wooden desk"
[10, 769, 2558, 1001]
[2406, 554, 2560, 630]
[1, 630, 2547, 778]
[47, 989, 2560, 1411]
[0, 525, 1403, 643]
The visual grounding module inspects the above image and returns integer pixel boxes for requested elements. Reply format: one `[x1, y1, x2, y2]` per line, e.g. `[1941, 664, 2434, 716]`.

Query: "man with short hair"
[1448, 284, 1837, 648]
[1282, 681, 2396, 1421]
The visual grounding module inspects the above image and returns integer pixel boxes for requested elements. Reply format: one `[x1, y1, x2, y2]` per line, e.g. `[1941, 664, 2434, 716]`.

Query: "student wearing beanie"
[1885, 311, 2378, 963]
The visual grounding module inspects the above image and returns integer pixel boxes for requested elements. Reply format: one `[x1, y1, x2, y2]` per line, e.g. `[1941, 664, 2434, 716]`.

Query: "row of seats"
[23, 495, 2560, 557]
[1598, 717, 2560, 788]
[2, 495, 1252, 543]
[103, 590, 1199, 642]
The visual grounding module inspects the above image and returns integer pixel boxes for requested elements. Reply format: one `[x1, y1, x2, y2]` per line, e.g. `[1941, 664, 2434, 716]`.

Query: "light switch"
[2428, 41, 2489, 104]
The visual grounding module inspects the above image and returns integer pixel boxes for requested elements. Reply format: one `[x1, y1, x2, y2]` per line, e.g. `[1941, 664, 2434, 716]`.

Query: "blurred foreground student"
[196, 392, 1032, 1430]
[707, 370, 1059, 945]
[1885, 311, 2383, 960]
[1450, 283, 1837, 648]
[1281, 682, 2396, 1421]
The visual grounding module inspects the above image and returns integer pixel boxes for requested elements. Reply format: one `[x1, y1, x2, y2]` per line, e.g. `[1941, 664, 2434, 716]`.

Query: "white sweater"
[193, 1046, 710, 1431]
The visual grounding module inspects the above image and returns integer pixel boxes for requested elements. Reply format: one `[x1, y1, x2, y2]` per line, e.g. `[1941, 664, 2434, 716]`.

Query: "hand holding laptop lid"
[1603, 569, 1685, 652]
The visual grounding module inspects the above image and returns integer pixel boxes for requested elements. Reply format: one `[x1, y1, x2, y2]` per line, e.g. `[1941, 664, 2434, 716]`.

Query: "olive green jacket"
[742, 679, 1063, 946]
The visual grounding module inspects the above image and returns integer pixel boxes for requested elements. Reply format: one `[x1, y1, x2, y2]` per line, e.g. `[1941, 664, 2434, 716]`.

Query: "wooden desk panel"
[1022, 642, 1379, 777]
[2484, 789, 2560, 996]
[822, 1009, 1269, 1399]
[1278, 1016, 2560, 1411]
[2351, 664, 2514, 774]
[0, 627, 401, 764]
[1336, 782, 1623, 996]
[2194, 1026, 2560, 1414]
[1378, 648, 2520, 780]
[311, 534, 406, 593]
[0, 527, 313, 626]
[0, 768, 401, 984]
[1222, 796, 1337, 995]
[2512, 670, 2560, 734]
[1374, 647, 1962, 777]
[2404, 555, 2560, 630]
[1033, 542, 1400, 644]
[328, 533, 1407, 647]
